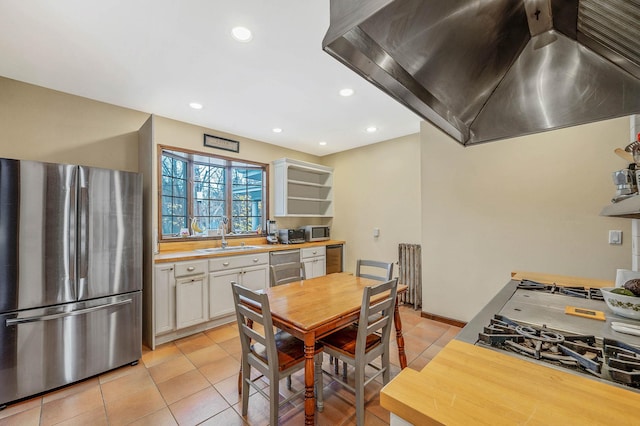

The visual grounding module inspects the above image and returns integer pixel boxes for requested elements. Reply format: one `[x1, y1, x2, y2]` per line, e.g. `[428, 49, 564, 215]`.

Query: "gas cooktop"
[467, 280, 640, 392]
[478, 314, 640, 388]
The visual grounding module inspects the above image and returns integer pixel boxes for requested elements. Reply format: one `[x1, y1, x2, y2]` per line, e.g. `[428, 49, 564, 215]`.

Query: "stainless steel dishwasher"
[269, 249, 301, 286]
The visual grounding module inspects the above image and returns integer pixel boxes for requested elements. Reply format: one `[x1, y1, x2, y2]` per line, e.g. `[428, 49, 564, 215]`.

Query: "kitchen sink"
[198, 245, 262, 253]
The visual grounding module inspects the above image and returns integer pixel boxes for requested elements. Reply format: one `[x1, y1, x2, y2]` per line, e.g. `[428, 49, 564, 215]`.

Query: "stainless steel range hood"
[323, 0, 640, 146]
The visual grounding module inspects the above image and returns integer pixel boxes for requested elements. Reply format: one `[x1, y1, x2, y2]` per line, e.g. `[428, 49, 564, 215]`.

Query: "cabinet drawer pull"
[253, 258, 259, 262]
[223, 262, 230, 267]
[312, 251, 317, 255]
[187, 266, 196, 272]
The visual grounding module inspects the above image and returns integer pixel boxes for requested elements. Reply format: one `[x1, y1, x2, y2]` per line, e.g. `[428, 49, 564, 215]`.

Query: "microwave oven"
[303, 225, 330, 242]
[278, 229, 306, 244]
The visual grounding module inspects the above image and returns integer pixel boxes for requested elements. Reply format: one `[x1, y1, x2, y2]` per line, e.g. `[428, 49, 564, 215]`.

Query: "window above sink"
[159, 145, 268, 242]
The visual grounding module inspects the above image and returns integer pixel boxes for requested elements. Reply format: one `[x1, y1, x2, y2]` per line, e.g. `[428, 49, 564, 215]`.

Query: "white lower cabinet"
[240, 264, 269, 291]
[209, 253, 269, 319]
[176, 273, 208, 329]
[152, 252, 275, 345]
[154, 264, 175, 334]
[154, 260, 208, 333]
[174, 260, 208, 329]
[209, 269, 240, 319]
[302, 246, 326, 279]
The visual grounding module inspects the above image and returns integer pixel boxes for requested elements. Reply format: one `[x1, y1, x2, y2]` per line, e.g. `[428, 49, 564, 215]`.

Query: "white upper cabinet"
[273, 158, 333, 217]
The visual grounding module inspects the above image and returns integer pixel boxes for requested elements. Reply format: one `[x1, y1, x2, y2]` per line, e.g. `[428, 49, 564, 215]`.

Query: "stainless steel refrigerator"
[0, 158, 142, 407]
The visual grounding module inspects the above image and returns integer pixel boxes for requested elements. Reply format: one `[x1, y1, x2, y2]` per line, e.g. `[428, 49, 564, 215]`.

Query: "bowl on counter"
[601, 287, 640, 320]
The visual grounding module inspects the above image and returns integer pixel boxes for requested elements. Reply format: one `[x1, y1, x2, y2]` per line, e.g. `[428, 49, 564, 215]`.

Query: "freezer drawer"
[0, 292, 142, 406]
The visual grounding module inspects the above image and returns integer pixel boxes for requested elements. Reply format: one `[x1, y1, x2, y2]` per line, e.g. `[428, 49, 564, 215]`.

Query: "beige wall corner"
[420, 117, 633, 322]
[0, 77, 148, 171]
[323, 134, 421, 274]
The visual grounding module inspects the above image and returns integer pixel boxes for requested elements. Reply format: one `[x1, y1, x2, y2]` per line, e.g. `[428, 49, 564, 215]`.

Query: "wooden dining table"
[256, 272, 408, 425]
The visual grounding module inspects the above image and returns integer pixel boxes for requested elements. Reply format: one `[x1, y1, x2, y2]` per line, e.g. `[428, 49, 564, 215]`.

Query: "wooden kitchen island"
[381, 271, 640, 425]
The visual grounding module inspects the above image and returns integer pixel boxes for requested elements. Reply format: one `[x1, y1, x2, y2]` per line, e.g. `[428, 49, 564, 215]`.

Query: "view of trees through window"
[160, 146, 267, 239]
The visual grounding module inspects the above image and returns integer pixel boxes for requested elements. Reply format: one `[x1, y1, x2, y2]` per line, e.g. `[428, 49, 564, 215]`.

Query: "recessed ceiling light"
[231, 26, 253, 42]
[189, 102, 203, 110]
[272, 128, 283, 133]
[339, 88, 354, 97]
[366, 126, 378, 133]
[319, 141, 327, 146]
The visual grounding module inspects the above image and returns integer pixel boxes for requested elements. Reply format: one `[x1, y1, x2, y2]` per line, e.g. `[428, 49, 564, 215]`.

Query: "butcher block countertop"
[154, 238, 344, 263]
[380, 271, 640, 426]
[510, 270, 614, 289]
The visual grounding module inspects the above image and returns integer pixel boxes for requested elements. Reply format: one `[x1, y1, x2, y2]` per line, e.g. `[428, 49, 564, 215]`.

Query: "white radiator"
[398, 243, 422, 309]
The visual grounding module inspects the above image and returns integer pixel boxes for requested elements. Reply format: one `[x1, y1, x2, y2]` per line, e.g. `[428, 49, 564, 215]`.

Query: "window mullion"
[225, 164, 233, 221]
[187, 159, 195, 222]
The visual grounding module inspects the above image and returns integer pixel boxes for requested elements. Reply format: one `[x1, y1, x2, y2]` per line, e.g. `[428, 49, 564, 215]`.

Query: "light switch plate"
[609, 230, 622, 245]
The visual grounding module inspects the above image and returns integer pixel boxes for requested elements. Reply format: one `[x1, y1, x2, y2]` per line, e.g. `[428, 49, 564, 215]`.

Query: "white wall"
[323, 133, 421, 274]
[420, 117, 633, 322]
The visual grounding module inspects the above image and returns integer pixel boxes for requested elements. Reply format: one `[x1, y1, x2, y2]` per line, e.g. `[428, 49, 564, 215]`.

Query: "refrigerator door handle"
[5, 299, 131, 326]
[77, 185, 89, 295]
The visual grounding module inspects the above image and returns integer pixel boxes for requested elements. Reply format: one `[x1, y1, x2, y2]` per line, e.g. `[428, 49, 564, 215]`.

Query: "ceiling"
[0, 0, 421, 156]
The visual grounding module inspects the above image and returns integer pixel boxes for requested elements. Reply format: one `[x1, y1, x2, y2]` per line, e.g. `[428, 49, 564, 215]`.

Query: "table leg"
[304, 334, 316, 425]
[393, 299, 407, 369]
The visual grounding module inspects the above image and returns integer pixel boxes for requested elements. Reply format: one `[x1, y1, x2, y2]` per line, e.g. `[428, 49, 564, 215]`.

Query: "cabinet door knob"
[223, 262, 230, 267]
[187, 266, 195, 271]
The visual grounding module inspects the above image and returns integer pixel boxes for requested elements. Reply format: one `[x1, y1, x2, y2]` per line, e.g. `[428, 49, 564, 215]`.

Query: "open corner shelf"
[273, 158, 333, 217]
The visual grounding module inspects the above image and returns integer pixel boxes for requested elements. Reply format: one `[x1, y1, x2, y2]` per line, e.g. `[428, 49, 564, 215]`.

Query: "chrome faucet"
[219, 216, 228, 249]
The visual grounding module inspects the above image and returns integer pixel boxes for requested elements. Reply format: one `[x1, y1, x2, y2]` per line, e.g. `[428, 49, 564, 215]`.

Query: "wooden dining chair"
[270, 261, 306, 286]
[268, 261, 307, 389]
[318, 278, 398, 426]
[231, 282, 323, 425]
[355, 259, 393, 281]
[332, 258, 395, 378]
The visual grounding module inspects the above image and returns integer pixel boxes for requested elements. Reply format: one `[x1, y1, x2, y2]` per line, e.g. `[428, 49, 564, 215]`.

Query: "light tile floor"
[0, 305, 461, 426]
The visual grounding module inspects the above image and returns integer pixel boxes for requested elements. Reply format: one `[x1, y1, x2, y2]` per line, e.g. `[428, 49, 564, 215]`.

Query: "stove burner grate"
[479, 315, 602, 374]
[518, 280, 603, 300]
[514, 325, 565, 343]
[604, 338, 640, 386]
[478, 315, 640, 388]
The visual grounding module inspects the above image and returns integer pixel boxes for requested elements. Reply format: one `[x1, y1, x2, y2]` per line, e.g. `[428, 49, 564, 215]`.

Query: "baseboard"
[420, 311, 466, 328]
[153, 314, 235, 348]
